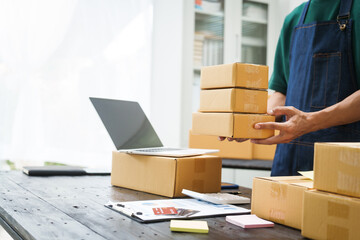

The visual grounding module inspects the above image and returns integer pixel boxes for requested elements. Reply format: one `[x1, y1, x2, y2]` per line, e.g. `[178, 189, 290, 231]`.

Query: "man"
[223, 0, 360, 176]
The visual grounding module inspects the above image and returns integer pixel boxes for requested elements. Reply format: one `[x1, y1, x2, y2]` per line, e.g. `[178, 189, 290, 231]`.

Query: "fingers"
[254, 121, 285, 131]
[270, 106, 297, 117]
[218, 136, 248, 143]
[251, 135, 289, 145]
[218, 136, 226, 141]
[235, 138, 249, 142]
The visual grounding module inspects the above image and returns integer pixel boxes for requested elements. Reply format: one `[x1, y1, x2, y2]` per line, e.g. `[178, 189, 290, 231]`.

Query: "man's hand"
[251, 106, 316, 145]
[218, 136, 248, 143]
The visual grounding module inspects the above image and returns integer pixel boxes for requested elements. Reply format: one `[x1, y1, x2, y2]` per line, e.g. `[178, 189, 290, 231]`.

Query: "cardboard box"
[192, 112, 275, 139]
[251, 176, 314, 229]
[111, 152, 222, 197]
[252, 130, 279, 160]
[302, 190, 360, 240]
[188, 130, 253, 159]
[199, 88, 268, 113]
[314, 142, 360, 198]
[252, 143, 276, 160]
[200, 63, 268, 90]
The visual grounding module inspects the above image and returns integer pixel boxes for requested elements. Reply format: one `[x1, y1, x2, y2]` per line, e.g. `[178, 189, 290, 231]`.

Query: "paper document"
[105, 198, 250, 223]
[298, 171, 314, 180]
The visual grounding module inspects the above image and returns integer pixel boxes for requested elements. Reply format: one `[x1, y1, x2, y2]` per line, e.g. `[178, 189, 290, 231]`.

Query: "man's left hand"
[251, 106, 315, 145]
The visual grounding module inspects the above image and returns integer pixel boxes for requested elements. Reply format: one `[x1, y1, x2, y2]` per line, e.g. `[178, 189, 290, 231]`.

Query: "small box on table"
[251, 176, 313, 230]
[302, 189, 360, 240]
[111, 152, 222, 197]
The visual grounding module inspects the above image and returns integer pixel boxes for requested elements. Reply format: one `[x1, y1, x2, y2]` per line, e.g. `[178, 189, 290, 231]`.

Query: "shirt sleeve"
[269, 19, 292, 95]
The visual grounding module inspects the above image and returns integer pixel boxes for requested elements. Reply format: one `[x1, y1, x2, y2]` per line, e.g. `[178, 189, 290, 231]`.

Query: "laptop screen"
[90, 97, 163, 150]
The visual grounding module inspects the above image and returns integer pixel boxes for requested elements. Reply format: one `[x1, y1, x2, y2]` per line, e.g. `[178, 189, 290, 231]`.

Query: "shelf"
[242, 36, 266, 47]
[242, 16, 267, 25]
[195, 9, 224, 17]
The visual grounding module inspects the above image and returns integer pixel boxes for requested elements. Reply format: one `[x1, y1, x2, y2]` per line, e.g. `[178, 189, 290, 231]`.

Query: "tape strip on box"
[327, 225, 349, 240]
[195, 158, 206, 173]
[192, 179, 204, 192]
[328, 201, 349, 219]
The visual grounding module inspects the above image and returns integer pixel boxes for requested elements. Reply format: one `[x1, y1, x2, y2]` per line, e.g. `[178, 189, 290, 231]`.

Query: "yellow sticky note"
[170, 220, 209, 233]
[298, 171, 314, 180]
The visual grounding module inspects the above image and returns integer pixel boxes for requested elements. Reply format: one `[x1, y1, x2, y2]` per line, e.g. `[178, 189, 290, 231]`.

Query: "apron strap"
[298, 0, 311, 25]
[339, 0, 353, 18]
[338, 0, 353, 31]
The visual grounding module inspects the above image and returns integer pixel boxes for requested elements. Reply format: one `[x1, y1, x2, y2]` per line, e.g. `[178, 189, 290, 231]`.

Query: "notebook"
[90, 97, 218, 157]
[170, 220, 209, 233]
[225, 215, 274, 229]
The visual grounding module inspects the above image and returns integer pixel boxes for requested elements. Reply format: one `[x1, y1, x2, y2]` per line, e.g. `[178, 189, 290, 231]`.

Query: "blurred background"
[0, 0, 304, 170]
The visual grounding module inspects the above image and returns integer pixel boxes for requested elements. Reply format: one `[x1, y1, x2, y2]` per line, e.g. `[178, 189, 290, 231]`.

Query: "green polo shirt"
[269, 0, 360, 94]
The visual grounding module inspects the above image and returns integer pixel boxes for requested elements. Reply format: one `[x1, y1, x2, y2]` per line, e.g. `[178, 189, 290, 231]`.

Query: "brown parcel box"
[199, 88, 268, 114]
[192, 112, 275, 139]
[252, 176, 314, 230]
[314, 142, 360, 198]
[252, 130, 279, 160]
[188, 130, 253, 159]
[200, 63, 268, 90]
[302, 190, 360, 240]
[111, 152, 222, 197]
[252, 143, 276, 160]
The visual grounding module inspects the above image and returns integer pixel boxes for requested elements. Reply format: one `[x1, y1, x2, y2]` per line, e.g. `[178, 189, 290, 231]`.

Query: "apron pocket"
[311, 52, 341, 109]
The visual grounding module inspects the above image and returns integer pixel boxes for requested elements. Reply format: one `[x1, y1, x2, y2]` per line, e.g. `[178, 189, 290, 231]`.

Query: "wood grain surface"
[0, 171, 305, 240]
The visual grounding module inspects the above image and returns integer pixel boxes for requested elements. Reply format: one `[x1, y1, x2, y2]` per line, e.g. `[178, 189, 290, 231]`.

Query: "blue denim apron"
[271, 0, 360, 176]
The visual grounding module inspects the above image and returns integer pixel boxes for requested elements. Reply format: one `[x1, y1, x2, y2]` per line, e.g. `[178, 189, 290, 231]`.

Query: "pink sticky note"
[226, 214, 274, 229]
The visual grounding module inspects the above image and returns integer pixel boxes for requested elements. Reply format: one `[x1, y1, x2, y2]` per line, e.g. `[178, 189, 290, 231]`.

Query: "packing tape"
[339, 150, 360, 167]
[268, 209, 285, 224]
[337, 171, 360, 196]
[270, 182, 287, 199]
[192, 179, 204, 192]
[328, 201, 349, 219]
[327, 224, 349, 240]
[194, 158, 206, 173]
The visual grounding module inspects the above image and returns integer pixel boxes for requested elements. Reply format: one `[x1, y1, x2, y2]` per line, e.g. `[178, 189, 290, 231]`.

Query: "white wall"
[0, 0, 153, 169]
[151, 0, 184, 147]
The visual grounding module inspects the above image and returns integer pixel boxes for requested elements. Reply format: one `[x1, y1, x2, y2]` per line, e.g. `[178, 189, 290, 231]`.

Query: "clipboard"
[105, 198, 250, 223]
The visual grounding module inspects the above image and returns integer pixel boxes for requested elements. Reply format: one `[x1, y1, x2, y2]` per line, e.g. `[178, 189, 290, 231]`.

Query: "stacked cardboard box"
[302, 143, 360, 240]
[251, 176, 313, 230]
[188, 130, 276, 160]
[191, 63, 275, 139]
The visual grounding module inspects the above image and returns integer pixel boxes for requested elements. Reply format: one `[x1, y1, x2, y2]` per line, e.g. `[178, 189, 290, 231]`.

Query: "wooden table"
[0, 171, 304, 240]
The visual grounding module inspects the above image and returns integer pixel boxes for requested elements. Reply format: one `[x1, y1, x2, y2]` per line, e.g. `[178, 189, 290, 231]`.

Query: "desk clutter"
[105, 198, 250, 223]
[191, 62, 275, 139]
[251, 142, 360, 240]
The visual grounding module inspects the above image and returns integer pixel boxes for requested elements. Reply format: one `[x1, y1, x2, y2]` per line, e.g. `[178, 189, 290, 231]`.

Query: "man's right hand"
[218, 136, 248, 142]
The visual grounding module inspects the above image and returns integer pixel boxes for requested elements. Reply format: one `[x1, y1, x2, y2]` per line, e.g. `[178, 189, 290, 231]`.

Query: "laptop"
[90, 97, 218, 157]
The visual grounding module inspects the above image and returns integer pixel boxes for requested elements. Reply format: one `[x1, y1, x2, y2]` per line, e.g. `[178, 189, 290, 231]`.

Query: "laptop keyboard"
[135, 147, 183, 152]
